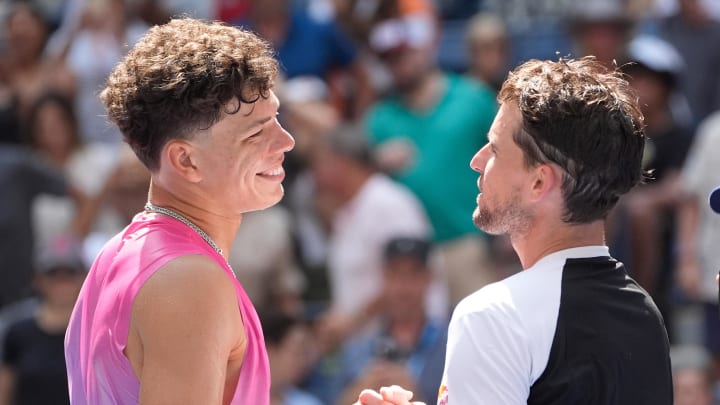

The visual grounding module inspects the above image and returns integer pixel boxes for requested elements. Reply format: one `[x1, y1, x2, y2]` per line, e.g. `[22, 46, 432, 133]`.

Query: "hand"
[354, 385, 425, 405]
[374, 139, 415, 173]
[336, 360, 419, 405]
[314, 310, 356, 353]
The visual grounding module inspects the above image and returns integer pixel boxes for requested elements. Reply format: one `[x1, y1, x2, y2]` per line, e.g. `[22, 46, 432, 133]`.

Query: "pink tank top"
[65, 212, 270, 404]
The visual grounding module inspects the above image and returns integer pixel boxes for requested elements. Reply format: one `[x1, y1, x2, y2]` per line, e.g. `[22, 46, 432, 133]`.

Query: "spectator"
[614, 36, 693, 314]
[24, 92, 118, 249]
[364, 8, 498, 307]
[62, 0, 148, 144]
[676, 110, 720, 385]
[261, 311, 323, 405]
[333, 0, 436, 47]
[241, 0, 373, 119]
[81, 144, 151, 260]
[229, 206, 307, 316]
[1, 2, 75, 123]
[310, 124, 440, 346]
[465, 12, 510, 92]
[0, 141, 83, 309]
[567, 0, 635, 69]
[660, 0, 720, 125]
[275, 74, 341, 190]
[0, 236, 86, 405]
[334, 237, 447, 405]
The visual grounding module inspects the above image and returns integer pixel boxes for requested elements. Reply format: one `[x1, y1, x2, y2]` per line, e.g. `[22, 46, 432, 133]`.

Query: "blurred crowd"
[0, 0, 719, 403]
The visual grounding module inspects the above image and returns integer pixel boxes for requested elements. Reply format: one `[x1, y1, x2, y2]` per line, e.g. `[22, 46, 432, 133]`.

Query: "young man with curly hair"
[64, 18, 295, 404]
[356, 57, 673, 404]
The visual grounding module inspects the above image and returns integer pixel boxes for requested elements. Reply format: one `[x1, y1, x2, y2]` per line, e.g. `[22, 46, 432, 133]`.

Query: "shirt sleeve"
[442, 301, 532, 405]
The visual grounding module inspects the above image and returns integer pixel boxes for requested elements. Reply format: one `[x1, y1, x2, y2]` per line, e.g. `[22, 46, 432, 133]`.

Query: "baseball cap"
[569, 0, 633, 27]
[383, 236, 432, 265]
[369, 13, 434, 54]
[626, 35, 684, 78]
[35, 235, 86, 275]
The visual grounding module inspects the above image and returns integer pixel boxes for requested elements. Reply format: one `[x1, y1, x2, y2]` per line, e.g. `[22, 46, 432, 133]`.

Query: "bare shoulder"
[131, 254, 244, 349]
[136, 254, 236, 305]
[128, 255, 247, 403]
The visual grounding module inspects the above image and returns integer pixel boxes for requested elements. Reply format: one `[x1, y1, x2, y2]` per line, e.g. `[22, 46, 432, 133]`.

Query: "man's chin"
[472, 207, 481, 228]
[243, 190, 284, 213]
[473, 207, 503, 236]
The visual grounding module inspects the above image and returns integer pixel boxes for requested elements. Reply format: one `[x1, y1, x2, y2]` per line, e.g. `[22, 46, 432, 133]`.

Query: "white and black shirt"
[437, 246, 672, 405]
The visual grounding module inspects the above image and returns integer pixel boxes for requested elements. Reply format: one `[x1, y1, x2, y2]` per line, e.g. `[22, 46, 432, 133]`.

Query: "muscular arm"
[129, 255, 246, 405]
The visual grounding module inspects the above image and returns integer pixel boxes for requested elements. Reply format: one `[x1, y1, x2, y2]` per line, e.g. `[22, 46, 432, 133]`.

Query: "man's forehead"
[234, 91, 279, 125]
[238, 90, 279, 112]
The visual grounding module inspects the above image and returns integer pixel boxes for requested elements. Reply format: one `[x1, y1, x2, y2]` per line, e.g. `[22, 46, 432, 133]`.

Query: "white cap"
[369, 13, 434, 53]
[627, 35, 685, 76]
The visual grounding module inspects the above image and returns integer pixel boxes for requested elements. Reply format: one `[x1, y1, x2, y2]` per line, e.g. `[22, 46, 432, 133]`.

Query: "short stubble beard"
[473, 189, 533, 236]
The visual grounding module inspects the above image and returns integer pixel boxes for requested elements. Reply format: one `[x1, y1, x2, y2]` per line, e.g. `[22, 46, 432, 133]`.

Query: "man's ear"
[529, 163, 560, 202]
[164, 140, 202, 183]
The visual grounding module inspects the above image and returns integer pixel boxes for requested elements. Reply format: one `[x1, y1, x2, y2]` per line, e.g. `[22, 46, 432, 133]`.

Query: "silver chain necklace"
[144, 202, 225, 258]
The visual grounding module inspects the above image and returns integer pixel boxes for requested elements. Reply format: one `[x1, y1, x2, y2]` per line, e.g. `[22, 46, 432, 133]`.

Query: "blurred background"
[1, 0, 719, 403]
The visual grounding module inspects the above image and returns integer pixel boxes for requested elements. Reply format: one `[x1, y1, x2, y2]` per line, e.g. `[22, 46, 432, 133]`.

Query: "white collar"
[529, 245, 610, 271]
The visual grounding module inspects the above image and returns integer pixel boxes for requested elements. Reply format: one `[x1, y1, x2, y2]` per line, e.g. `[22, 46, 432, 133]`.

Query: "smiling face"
[188, 90, 295, 214]
[470, 102, 534, 236]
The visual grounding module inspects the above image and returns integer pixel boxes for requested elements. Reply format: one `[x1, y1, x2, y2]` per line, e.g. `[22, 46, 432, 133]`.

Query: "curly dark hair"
[101, 18, 278, 170]
[498, 57, 646, 224]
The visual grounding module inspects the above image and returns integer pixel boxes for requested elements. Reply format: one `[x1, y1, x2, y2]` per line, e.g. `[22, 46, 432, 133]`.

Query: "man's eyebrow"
[246, 115, 273, 132]
[254, 115, 274, 127]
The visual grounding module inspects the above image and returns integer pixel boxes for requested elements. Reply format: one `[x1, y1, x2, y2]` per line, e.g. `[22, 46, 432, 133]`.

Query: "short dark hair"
[498, 57, 645, 224]
[101, 18, 278, 170]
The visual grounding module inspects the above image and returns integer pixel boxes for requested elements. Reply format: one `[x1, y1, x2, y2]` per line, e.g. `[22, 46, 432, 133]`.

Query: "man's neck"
[511, 219, 606, 269]
[400, 69, 445, 112]
[147, 180, 242, 260]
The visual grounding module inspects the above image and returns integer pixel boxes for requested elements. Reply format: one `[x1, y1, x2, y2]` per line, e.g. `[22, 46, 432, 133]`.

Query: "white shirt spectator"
[327, 173, 446, 319]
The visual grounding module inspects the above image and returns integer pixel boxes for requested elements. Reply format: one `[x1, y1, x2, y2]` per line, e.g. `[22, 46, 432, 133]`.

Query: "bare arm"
[676, 194, 701, 298]
[0, 366, 15, 405]
[130, 255, 245, 405]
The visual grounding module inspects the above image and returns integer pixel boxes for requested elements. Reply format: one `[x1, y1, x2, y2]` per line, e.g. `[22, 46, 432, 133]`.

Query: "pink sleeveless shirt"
[65, 212, 270, 404]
